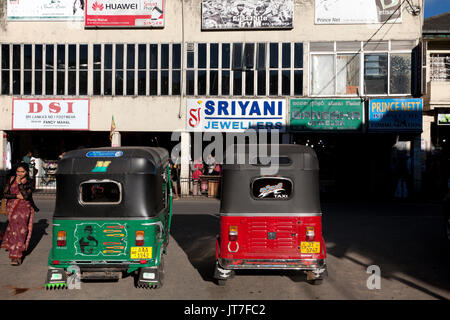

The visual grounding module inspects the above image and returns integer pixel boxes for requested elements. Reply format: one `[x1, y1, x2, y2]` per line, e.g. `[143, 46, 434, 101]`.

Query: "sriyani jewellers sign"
[12, 99, 90, 130]
[186, 99, 287, 132]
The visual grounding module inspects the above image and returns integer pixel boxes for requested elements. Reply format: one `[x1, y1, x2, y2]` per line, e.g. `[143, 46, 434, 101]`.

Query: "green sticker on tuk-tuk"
[92, 161, 112, 173]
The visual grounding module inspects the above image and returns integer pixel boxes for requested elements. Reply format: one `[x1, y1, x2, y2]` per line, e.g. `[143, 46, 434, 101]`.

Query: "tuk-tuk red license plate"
[300, 242, 320, 254]
[130, 247, 152, 259]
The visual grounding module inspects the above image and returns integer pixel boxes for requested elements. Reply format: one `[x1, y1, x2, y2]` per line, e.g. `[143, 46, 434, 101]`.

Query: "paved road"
[0, 197, 449, 300]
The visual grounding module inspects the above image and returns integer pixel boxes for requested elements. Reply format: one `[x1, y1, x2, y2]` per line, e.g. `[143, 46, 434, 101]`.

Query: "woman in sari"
[1, 163, 37, 265]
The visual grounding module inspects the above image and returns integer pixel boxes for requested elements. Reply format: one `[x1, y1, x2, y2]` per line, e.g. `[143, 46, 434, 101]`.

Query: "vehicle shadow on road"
[170, 214, 219, 283]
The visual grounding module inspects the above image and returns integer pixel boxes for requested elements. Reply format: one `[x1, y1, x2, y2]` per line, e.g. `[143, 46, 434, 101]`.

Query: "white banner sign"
[187, 99, 286, 132]
[85, 0, 164, 27]
[315, 0, 402, 24]
[12, 99, 90, 130]
[7, 0, 85, 21]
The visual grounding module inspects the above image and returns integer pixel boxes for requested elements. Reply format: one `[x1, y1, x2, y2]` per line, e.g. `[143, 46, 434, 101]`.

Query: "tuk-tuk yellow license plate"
[300, 242, 320, 254]
[130, 247, 152, 259]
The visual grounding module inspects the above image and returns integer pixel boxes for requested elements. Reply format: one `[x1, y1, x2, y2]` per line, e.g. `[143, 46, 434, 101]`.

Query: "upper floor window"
[310, 40, 416, 96]
[186, 42, 303, 97]
[430, 53, 450, 81]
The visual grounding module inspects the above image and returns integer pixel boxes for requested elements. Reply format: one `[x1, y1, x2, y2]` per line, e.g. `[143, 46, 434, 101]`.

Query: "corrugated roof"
[423, 11, 450, 34]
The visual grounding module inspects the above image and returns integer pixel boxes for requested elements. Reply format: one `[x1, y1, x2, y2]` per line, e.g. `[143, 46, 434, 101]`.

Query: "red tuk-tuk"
[213, 144, 327, 285]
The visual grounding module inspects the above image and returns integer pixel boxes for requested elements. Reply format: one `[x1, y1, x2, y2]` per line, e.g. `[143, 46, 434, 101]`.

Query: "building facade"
[0, 0, 425, 199]
[422, 12, 450, 200]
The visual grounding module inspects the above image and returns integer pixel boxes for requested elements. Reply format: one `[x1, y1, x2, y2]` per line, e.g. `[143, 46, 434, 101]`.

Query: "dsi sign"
[369, 99, 422, 132]
[186, 99, 286, 132]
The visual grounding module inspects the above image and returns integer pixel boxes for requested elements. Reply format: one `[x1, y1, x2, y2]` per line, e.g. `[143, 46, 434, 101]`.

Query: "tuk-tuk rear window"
[80, 181, 122, 205]
[252, 177, 293, 200]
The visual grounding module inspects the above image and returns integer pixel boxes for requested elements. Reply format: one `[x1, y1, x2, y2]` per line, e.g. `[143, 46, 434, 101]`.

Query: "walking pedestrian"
[170, 161, 179, 200]
[1, 163, 39, 265]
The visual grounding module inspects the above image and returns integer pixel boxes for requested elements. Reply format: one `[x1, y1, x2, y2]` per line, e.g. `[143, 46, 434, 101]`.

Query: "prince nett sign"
[12, 99, 90, 130]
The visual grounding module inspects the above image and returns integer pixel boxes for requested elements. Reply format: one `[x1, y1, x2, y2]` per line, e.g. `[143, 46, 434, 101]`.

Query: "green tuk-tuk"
[45, 147, 173, 289]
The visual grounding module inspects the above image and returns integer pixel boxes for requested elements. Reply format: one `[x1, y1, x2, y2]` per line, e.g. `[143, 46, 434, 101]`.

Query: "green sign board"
[290, 99, 363, 131]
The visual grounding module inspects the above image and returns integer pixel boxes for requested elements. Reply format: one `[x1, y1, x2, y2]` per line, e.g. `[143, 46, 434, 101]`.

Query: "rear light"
[136, 231, 145, 246]
[305, 226, 315, 242]
[57, 231, 67, 247]
[229, 226, 238, 241]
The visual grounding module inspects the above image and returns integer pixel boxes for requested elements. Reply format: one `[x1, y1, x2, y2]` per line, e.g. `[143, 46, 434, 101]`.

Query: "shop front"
[289, 98, 367, 201]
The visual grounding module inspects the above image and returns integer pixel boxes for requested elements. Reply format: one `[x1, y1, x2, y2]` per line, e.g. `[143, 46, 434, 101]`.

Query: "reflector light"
[53, 260, 60, 265]
[57, 231, 67, 247]
[136, 231, 145, 246]
[305, 226, 315, 242]
[140, 260, 147, 264]
[229, 226, 238, 241]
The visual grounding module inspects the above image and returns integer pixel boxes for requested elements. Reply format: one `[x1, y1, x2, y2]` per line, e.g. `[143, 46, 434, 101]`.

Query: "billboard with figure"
[202, 0, 293, 30]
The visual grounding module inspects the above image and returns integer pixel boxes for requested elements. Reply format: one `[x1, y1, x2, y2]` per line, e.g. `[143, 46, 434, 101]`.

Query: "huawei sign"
[92, 1, 104, 11]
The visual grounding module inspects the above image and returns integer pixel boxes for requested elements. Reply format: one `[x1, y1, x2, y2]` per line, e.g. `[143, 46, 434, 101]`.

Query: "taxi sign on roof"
[86, 151, 123, 158]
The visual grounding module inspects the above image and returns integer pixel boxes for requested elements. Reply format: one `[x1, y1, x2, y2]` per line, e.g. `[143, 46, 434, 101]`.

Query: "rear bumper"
[218, 258, 326, 271]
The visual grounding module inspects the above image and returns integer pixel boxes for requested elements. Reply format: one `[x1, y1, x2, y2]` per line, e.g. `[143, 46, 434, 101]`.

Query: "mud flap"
[213, 260, 234, 280]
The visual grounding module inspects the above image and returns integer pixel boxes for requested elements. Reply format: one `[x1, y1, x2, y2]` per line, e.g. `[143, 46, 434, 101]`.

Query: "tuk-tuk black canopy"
[220, 144, 322, 215]
[54, 147, 169, 219]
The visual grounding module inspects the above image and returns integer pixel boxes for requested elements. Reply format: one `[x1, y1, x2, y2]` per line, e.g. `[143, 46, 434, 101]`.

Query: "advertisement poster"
[438, 114, 450, 126]
[7, 0, 85, 21]
[186, 99, 286, 132]
[290, 99, 363, 131]
[12, 99, 90, 130]
[368, 99, 422, 132]
[315, 0, 402, 24]
[85, 0, 164, 27]
[202, 0, 293, 30]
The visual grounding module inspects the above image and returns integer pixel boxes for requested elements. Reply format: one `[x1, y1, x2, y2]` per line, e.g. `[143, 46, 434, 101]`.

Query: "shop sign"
[368, 99, 422, 132]
[85, 0, 164, 27]
[186, 99, 286, 132]
[437, 114, 450, 126]
[315, 0, 402, 25]
[202, 0, 293, 30]
[289, 99, 363, 131]
[7, 0, 85, 21]
[12, 98, 90, 131]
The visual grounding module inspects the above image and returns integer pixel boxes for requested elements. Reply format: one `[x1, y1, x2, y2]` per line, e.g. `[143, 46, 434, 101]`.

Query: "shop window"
[161, 44, 169, 95]
[364, 53, 388, 94]
[104, 44, 113, 95]
[149, 44, 158, 95]
[430, 53, 450, 81]
[337, 54, 360, 95]
[35, 45, 43, 95]
[311, 54, 335, 95]
[210, 43, 219, 95]
[222, 43, 231, 95]
[115, 44, 124, 96]
[126, 44, 135, 96]
[390, 53, 411, 94]
[1, 45, 10, 94]
[269, 43, 279, 96]
[45, 44, 54, 95]
[93, 44, 101, 95]
[24, 45, 32, 95]
[257, 43, 266, 96]
[137, 44, 146, 96]
[68, 44, 77, 95]
[57, 44, 65, 95]
[12, 45, 21, 95]
[172, 44, 181, 95]
[79, 45, 88, 96]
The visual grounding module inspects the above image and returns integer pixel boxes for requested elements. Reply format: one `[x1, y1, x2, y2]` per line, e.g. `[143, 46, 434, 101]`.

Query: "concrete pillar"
[180, 131, 191, 196]
[111, 132, 121, 147]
